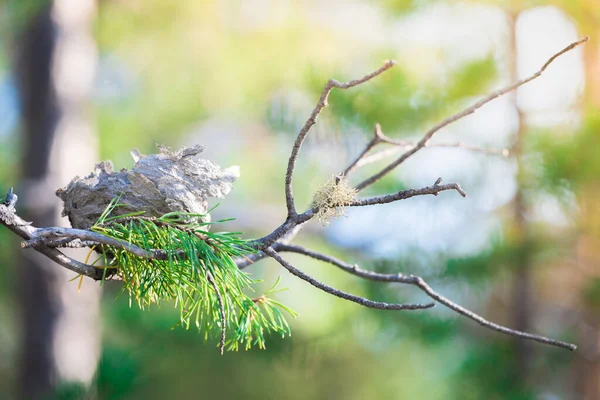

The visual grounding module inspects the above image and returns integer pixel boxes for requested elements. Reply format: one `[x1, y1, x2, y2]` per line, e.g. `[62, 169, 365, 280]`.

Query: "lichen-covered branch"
[284, 61, 396, 217]
[349, 178, 466, 207]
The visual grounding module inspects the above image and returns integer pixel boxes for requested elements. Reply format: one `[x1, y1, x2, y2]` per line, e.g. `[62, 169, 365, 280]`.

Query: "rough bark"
[14, 1, 101, 398]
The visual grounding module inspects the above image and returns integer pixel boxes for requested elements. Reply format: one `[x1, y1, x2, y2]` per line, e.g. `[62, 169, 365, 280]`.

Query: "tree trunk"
[508, 12, 533, 388]
[14, 1, 101, 398]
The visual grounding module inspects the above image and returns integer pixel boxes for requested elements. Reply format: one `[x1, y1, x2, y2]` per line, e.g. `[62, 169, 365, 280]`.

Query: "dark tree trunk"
[14, 1, 100, 399]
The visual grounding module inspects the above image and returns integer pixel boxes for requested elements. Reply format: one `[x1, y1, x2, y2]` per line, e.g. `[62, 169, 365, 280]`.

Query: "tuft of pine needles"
[91, 199, 297, 353]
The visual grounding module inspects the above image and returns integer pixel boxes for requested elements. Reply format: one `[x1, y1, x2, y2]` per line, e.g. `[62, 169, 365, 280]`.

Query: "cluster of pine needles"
[87, 199, 297, 353]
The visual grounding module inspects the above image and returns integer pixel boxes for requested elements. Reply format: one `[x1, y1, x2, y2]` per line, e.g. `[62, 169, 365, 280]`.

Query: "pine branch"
[0, 37, 588, 353]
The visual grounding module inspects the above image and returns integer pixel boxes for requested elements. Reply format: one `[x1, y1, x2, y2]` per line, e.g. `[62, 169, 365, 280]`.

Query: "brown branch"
[349, 178, 466, 207]
[276, 243, 577, 351]
[342, 123, 388, 176]
[344, 123, 509, 176]
[33, 228, 160, 258]
[355, 37, 589, 191]
[1, 204, 104, 279]
[264, 247, 434, 311]
[285, 61, 396, 217]
[250, 178, 465, 250]
[26, 237, 98, 248]
[355, 142, 509, 170]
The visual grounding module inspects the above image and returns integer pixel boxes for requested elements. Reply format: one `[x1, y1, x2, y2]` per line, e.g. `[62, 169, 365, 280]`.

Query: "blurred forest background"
[0, 0, 599, 399]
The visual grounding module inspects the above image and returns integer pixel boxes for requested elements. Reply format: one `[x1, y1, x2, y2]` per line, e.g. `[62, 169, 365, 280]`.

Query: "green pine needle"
[91, 198, 296, 352]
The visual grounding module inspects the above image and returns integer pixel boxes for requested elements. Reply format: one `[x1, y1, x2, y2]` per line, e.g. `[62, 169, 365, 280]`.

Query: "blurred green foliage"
[0, 0, 596, 399]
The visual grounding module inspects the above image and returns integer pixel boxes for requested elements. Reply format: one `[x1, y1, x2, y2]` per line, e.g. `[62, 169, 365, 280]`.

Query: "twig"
[355, 142, 509, 170]
[275, 243, 577, 351]
[349, 178, 466, 207]
[342, 123, 388, 176]
[1, 204, 104, 279]
[285, 61, 396, 217]
[344, 123, 508, 175]
[264, 247, 434, 311]
[251, 178, 465, 249]
[355, 37, 589, 191]
[249, 210, 314, 250]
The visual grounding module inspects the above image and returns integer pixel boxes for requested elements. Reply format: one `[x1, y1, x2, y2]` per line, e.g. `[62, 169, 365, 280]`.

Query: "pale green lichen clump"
[312, 176, 358, 225]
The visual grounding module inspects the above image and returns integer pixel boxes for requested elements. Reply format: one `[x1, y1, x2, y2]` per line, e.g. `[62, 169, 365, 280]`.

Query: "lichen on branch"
[312, 175, 358, 225]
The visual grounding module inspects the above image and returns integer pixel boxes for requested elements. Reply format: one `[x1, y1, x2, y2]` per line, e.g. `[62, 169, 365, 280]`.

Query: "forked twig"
[355, 142, 509, 171]
[264, 247, 435, 311]
[285, 61, 396, 217]
[275, 243, 576, 351]
[354, 37, 589, 190]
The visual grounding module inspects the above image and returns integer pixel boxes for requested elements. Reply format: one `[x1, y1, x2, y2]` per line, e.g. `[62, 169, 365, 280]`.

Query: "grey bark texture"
[56, 144, 239, 229]
[14, 0, 101, 398]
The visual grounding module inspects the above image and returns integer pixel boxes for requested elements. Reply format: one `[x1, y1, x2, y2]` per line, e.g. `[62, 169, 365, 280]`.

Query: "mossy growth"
[312, 175, 358, 225]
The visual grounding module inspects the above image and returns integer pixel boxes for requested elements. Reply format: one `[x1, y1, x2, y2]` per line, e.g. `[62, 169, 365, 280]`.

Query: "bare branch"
[344, 123, 509, 176]
[1, 204, 104, 279]
[355, 37, 589, 191]
[249, 210, 314, 250]
[355, 142, 509, 170]
[2, 203, 189, 278]
[264, 247, 434, 311]
[427, 142, 510, 156]
[24, 237, 98, 249]
[32, 227, 172, 260]
[251, 177, 465, 249]
[285, 61, 396, 217]
[349, 178, 466, 207]
[342, 123, 388, 176]
[276, 243, 577, 351]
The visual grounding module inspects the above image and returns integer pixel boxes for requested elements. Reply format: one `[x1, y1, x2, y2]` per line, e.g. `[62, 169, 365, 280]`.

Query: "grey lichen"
[312, 175, 358, 225]
[56, 144, 239, 229]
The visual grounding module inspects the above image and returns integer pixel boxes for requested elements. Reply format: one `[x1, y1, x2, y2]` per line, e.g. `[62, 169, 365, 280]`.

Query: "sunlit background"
[0, 0, 599, 399]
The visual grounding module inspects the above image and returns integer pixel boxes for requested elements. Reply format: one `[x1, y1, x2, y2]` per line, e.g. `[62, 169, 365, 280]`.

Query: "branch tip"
[276, 243, 577, 351]
[356, 36, 588, 190]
